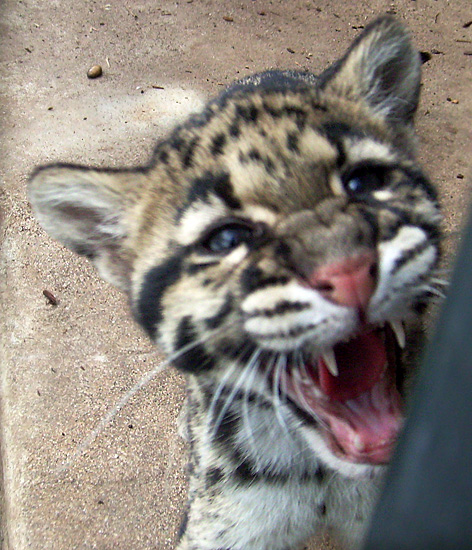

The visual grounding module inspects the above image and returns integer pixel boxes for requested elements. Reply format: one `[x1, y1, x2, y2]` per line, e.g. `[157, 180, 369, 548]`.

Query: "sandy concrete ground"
[1, 1, 471, 549]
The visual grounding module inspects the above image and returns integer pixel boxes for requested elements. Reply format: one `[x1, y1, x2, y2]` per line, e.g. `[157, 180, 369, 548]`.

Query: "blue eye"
[207, 225, 252, 252]
[343, 165, 389, 195]
[200, 220, 261, 254]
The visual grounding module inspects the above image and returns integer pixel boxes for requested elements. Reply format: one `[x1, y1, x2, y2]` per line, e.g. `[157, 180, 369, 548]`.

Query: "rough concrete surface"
[1, 1, 471, 549]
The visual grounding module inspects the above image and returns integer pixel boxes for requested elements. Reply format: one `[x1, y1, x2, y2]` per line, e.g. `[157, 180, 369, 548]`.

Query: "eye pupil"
[347, 177, 363, 193]
[210, 227, 247, 252]
[344, 165, 387, 195]
[202, 222, 256, 254]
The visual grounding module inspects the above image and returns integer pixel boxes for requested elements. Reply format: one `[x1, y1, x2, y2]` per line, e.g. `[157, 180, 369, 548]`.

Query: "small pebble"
[87, 65, 103, 79]
[43, 289, 58, 305]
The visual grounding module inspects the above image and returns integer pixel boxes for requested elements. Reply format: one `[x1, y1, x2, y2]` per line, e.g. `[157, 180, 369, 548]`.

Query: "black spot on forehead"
[177, 172, 241, 220]
[155, 147, 169, 164]
[213, 173, 242, 210]
[184, 172, 215, 206]
[182, 137, 200, 168]
[322, 121, 358, 140]
[235, 103, 259, 123]
[286, 132, 300, 153]
[322, 121, 381, 168]
[321, 122, 357, 166]
[210, 133, 227, 156]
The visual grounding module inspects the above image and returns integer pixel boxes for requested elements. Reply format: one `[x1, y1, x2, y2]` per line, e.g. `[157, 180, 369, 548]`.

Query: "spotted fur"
[29, 17, 442, 550]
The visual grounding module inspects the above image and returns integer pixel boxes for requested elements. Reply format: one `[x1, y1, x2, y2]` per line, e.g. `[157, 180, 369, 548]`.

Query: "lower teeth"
[353, 435, 365, 452]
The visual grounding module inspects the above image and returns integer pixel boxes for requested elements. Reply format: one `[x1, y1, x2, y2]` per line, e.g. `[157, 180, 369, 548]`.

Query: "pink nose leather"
[309, 253, 377, 309]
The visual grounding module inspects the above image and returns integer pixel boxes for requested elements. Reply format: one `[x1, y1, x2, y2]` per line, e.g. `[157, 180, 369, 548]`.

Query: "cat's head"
[29, 17, 441, 476]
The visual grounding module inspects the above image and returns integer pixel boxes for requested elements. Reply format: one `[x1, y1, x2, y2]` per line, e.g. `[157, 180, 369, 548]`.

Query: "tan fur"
[29, 17, 441, 550]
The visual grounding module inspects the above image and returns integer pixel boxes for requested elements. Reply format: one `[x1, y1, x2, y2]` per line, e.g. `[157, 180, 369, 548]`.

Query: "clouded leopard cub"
[30, 16, 441, 550]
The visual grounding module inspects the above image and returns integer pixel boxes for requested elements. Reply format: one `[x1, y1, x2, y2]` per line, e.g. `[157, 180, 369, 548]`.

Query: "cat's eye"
[199, 219, 262, 254]
[343, 164, 390, 195]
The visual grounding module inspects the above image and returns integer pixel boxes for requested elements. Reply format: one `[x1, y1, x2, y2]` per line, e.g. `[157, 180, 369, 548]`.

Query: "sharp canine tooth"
[353, 435, 364, 452]
[322, 349, 339, 377]
[390, 320, 406, 349]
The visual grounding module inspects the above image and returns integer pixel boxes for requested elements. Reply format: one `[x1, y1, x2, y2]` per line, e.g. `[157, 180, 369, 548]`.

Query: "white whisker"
[211, 348, 262, 439]
[207, 354, 243, 430]
[420, 284, 447, 299]
[58, 330, 220, 474]
[272, 353, 291, 435]
[241, 352, 264, 466]
[430, 277, 449, 287]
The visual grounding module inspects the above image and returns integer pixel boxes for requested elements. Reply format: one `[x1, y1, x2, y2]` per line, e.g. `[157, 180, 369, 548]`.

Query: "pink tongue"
[327, 378, 404, 464]
[319, 331, 386, 402]
[318, 331, 403, 464]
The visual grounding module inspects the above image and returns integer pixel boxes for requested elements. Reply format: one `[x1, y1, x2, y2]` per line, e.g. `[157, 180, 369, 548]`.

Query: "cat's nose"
[308, 252, 377, 309]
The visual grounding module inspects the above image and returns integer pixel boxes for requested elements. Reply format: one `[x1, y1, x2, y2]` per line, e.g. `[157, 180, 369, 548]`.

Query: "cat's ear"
[29, 164, 144, 291]
[321, 16, 422, 123]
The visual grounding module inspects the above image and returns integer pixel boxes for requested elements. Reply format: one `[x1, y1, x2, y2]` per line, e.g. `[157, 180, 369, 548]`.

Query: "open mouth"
[281, 322, 405, 465]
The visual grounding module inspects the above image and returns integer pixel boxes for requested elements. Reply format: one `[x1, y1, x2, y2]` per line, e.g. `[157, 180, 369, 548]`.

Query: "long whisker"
[211, 348, 261, 440]
[419, 284, 447, 299]
[430, 277, 450, 287]
[207, 353, 243, 430]
[211, 348, 261, 439]
[272, 353, 291, 435]
[58, 331, 220, 473]
[241, 351, 264, 466]
[258, 351, 287, 429]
